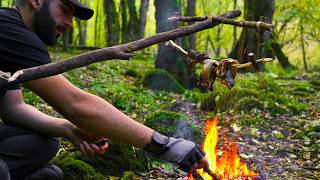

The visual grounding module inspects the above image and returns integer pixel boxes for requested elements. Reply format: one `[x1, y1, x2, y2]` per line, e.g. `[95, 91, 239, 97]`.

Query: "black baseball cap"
[67, 0, 94, 20]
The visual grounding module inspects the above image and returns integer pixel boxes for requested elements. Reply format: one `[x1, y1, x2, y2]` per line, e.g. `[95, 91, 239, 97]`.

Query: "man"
[0, 0, 210, 179]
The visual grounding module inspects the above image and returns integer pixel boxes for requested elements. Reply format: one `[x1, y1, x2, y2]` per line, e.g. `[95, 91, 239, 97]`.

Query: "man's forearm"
[60, 93, 153, 148]
[26, 75, 153, 148]
[1, 103, 74, 138]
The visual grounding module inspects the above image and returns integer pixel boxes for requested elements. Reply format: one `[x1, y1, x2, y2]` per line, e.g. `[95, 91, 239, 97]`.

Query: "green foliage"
[121, 171, 136, 180]
[142, 69, 185, 94]
[240, 115, 267, 127]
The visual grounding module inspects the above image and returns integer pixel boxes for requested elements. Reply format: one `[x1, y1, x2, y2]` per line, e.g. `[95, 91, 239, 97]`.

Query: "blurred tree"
[104, 0, 120, 46]
[63, 29, 73, 50]
[230, 0, 275, 63]
[76, 19, 87, 46]
[155, 0, 196, 88]
[186, 0, 196, 50]
[139, 0, 149, 38]
[121, 0, 150, 43]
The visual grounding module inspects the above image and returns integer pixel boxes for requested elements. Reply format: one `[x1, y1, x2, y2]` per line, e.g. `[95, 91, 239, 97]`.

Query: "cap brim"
[70, 1, 94, 20]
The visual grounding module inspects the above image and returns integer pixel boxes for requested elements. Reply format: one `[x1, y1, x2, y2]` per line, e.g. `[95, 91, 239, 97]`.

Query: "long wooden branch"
[4, 9, 241, 87]
[170, 15, 273, 32]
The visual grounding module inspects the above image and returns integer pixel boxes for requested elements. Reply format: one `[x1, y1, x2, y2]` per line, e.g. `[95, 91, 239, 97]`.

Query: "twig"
[3, 9, 241, 87]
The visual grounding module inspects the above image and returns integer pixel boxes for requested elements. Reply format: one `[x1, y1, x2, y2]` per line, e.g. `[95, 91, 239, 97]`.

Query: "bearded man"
[0, 0, 209, 179]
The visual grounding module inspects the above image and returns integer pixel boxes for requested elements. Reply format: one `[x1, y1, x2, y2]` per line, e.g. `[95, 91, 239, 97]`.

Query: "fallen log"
[1, 10, 241, 88]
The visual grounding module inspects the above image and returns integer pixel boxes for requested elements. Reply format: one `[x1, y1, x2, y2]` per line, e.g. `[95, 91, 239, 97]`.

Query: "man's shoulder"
[0, 7, 45, 49]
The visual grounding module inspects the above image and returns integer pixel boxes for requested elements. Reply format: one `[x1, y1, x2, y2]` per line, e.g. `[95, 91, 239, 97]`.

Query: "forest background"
[1, 0, 320, 179]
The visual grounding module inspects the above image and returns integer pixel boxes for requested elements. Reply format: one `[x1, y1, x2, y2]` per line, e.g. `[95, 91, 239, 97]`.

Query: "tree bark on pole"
[5, 10, 241, 87]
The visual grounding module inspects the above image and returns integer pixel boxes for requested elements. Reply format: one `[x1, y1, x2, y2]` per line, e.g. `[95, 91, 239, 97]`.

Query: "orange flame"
[190, 116, 258, 180]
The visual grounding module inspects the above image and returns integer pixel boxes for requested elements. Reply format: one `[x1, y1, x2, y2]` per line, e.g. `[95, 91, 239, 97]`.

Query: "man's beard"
[33, 1, 64, 46]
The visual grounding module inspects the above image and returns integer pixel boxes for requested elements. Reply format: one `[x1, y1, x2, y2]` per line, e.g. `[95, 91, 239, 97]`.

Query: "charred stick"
[4, 10, 241, 87]
[206, 169, 220, 180]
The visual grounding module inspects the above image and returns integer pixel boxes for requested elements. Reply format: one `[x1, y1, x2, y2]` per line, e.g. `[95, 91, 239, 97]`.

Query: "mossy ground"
[23, 48, 320, 179]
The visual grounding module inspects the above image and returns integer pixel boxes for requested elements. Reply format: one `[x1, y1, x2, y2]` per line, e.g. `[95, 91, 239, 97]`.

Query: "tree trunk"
[232, 0, 237, 49]
[94, 0, 100, 47]
[75, 19, 87, 46]
[186, 0, 196, 50]
[139, 0, 149, 38]
[104, 0, 120, 46]
[270, 35, 294, 69]
[155, 0, 196, 88]
[120, 0, 128, 43]
[230, 0, 274, 63]
[127, 0, 140, 42]
[300, 22, 308, 71]
[63, 29, 73, 50]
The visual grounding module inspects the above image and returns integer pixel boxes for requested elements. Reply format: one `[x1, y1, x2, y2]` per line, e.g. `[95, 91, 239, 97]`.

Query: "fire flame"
[190, 116, 258, 180]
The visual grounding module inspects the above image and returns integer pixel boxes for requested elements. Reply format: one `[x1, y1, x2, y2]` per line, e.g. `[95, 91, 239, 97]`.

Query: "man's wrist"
[144, 131, 170, 156]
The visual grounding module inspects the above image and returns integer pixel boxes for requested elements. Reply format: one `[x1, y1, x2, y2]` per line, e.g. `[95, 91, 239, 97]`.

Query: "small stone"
[287, 153, 297, 159]
[286, 165, 302, 172]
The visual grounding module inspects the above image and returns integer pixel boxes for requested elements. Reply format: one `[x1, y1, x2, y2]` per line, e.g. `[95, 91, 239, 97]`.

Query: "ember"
[189, 117, 258, 180]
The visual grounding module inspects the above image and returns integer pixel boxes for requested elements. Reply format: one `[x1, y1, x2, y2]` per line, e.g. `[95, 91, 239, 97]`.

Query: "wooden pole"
[5, 10, 241, 87]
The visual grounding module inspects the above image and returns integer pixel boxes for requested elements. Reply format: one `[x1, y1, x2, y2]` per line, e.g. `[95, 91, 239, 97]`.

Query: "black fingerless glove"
[144, 131, 205, 172]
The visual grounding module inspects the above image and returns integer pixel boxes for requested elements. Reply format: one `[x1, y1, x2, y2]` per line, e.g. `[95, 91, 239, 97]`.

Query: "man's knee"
[0, 159, 10, 180]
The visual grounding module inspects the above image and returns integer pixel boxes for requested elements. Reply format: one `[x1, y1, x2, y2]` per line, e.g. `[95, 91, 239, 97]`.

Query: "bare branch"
[170, 15, 273, 32]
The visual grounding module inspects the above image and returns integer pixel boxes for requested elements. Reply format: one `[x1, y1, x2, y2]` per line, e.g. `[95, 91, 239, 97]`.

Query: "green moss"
[52, 152, 105, 180]
[53, 142, 147, 177]
[142, 69, 185, 93]
[83, 142, 147, 177]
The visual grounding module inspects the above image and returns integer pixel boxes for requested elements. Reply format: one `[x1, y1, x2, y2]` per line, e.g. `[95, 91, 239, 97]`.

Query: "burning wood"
[165, 40, 273, 90]
[169, 15, 273, 32]
[189, 117, 259, 180]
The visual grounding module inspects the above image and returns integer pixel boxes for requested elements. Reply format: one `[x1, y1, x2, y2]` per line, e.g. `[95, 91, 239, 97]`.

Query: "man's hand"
[145, 131, 210, 172]
[66, 126, 109, 156]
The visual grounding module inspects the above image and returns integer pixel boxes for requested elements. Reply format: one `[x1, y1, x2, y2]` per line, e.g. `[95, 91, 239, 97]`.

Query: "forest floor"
[24, 49, 320, 179]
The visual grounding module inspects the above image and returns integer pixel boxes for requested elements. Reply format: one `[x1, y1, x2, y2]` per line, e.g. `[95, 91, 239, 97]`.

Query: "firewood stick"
[170, 15, 273, 32]
[3, 10, 241, 87]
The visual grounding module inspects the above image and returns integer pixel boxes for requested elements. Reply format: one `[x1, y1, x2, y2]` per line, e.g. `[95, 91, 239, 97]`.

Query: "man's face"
[33, 0, 74, 46]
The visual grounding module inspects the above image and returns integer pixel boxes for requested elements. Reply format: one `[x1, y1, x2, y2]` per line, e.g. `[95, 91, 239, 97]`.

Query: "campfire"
[189, 116, 258, 180]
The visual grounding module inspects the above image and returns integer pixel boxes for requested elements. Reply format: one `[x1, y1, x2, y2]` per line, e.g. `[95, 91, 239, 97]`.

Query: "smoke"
[173, 119, 196, 141]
